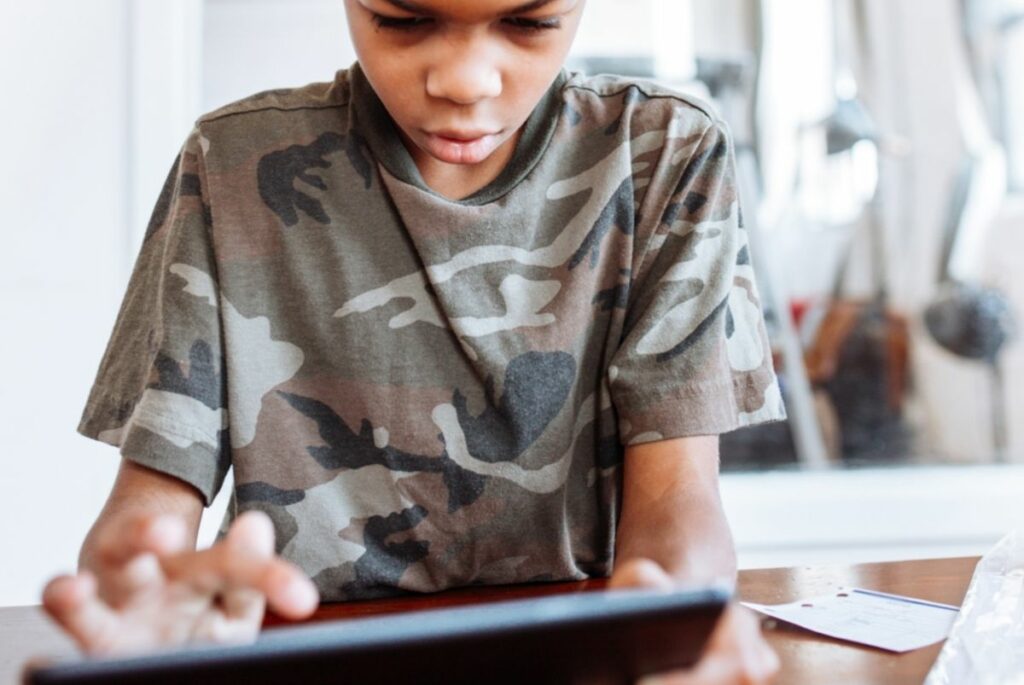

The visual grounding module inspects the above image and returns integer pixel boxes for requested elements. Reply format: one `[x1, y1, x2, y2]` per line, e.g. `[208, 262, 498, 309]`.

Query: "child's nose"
[425, 55, 502, 105]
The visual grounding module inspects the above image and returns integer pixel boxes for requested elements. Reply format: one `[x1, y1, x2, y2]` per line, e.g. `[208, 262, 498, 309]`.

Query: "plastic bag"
[925, 530, 1024, 685]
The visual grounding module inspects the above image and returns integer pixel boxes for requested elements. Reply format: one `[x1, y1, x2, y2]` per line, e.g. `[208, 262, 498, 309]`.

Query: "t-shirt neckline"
[348, 62, 567, 206]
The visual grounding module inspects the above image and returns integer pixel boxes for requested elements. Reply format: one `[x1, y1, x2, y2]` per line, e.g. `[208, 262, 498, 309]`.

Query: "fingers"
[94, 513, 190, 568]
[737, 608, 780, 682]
[42, 572, 123, 655]
[163, 549, 318, 621]
[117, 552, 166, 594]
[225, 511, 319, 619]
[609, 558, 676, 591]
[712, 605, 780, 678]
[755, 641, 781, 682]
[642, 605, 779, 685]
[610, 565, 779, 684]
[225, 510, 276, 557]
[217, 512, 274, 624]
[638, 658, 730, 685]
[160, 512, 319, 621]
[218, 584, 267, 624]
[190, 604, 264, 645]
[263, 561, 320, 620]
[47, 511, 318, 656]
[636, 605, 779, 685]
[89, 514, 189, 605]
[641, 649, 778, 685]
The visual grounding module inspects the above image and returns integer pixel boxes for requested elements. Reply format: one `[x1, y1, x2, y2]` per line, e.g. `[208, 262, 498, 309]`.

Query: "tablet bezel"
[26, 586, 730, 685]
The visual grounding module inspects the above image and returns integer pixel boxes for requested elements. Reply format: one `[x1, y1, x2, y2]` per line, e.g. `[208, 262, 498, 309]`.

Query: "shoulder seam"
[198, 102, 348, 126]
[563, 82, 722, 125]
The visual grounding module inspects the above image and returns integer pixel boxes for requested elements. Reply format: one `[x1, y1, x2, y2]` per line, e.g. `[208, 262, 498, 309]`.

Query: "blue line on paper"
[851, 588, 960, 612]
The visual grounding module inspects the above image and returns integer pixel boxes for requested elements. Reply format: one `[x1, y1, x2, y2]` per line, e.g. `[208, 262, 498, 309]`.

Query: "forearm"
[615, 482, 736, 584]
[80, 458, 204, 573]
[614, 436, 737, 585]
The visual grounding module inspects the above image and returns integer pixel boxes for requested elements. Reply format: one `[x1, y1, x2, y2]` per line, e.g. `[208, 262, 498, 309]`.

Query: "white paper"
[743, 587, 960, 653]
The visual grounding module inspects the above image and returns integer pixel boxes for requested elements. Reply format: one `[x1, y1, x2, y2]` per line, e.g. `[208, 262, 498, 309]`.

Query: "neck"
[405, 128, 522, 201]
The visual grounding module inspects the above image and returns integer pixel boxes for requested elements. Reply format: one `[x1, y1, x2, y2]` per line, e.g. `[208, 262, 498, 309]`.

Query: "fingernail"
[282, 580, 319, 612]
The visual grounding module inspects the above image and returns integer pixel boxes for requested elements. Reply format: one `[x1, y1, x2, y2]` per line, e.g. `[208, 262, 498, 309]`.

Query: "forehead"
[363, 0, 579, 19]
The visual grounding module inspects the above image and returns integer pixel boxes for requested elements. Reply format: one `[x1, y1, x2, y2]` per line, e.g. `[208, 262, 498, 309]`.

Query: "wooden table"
[1, 557, 979, 685]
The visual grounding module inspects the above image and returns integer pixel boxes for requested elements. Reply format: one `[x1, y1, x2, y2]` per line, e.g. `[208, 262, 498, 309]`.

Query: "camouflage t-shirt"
[78, 63, 785, 600]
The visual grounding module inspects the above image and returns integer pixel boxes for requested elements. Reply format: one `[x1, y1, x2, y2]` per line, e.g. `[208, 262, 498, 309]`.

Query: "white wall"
[0, 0, 132, 606]
[0, 1, 214, 608]
[724, 465, 1022, 569]
[202, 0, 355, 112]
[127, 1, 204, 254]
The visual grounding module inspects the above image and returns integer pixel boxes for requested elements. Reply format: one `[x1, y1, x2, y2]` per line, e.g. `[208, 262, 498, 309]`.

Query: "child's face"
[345, 0, 584, 169]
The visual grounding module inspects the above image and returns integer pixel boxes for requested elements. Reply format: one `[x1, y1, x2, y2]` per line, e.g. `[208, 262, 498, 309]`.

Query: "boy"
[44, 0, 783, 681]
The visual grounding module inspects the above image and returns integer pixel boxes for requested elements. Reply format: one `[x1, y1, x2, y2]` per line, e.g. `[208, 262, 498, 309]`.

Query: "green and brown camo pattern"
[78, 64, 785, 601]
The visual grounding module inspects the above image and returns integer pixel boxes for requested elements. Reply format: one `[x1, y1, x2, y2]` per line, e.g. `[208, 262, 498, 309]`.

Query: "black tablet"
[25, 586, 729, 685]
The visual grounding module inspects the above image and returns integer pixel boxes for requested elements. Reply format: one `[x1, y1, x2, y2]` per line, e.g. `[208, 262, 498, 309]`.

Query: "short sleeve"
[609, 118, 787, 445]
[77, 126, 230, 505]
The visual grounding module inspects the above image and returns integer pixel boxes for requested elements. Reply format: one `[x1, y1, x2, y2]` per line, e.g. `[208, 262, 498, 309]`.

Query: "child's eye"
[501, 16, 562, 34]
[371, 13, 434, 31]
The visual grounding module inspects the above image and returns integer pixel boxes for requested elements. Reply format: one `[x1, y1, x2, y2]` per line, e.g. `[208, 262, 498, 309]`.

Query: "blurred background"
[1, 0, 1021, 606]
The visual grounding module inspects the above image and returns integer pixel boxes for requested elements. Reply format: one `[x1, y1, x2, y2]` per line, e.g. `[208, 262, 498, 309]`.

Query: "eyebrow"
[382, 0, 561, 15]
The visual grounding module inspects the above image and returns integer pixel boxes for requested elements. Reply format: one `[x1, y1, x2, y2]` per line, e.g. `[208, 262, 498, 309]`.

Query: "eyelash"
[371, 14, 432, 31]
[370, 14, 561, 34]
[503, 16, 562, 33]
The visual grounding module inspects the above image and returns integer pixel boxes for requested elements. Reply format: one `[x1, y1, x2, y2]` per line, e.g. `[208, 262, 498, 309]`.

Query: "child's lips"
[422, 129, 503, 164]
[434, 131, 492, 142]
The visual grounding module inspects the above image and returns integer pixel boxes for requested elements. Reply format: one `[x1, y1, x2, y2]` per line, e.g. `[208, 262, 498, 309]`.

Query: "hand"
[42, 510, 319, 655]
[609, 558, 779, 685]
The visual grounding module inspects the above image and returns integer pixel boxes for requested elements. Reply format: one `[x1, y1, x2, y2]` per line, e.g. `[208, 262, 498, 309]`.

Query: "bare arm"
[79, 458, 205, 575]
[611, 436, 778, 685]
[44, 459, 317, 655]
[614, 435, 736, 584]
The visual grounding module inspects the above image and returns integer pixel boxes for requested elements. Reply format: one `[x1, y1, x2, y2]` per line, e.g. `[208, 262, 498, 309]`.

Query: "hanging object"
[922, 0, 1014, 461]
[800, 0, 914, 462]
